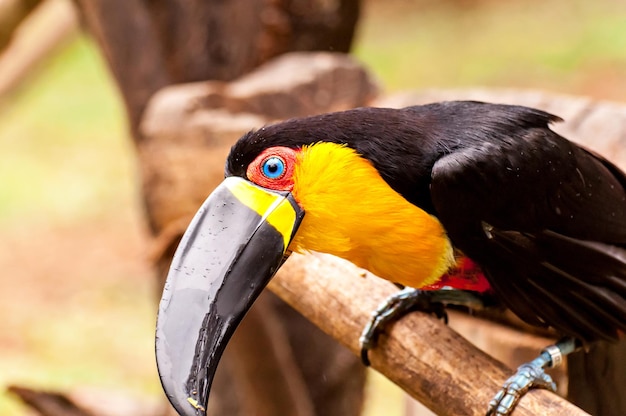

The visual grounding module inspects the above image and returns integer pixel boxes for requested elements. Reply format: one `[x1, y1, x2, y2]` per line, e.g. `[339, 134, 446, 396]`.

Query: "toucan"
[155, 101, 626, 416]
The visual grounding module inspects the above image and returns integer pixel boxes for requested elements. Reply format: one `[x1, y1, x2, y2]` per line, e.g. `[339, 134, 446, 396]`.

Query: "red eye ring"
[247, 146, 297, 191]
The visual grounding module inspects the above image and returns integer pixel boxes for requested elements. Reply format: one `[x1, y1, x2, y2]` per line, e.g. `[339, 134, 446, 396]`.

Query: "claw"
[359, 287, 446, 366]
[486, 337, 580, 416]
[359, 287, 490, 366]
[486, 362, 556, 416]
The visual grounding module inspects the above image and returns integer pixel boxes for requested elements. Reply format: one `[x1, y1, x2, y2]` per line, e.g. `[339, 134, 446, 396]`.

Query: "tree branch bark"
[269, 252, 590, 416]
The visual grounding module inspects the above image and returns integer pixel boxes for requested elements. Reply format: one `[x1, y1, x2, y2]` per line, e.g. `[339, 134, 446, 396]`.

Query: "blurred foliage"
[355, 0, 626, 99]
[0, 34, 133, 228]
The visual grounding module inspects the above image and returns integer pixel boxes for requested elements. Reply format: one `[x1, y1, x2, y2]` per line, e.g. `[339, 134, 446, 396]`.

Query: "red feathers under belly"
[422, 257, 492, 293]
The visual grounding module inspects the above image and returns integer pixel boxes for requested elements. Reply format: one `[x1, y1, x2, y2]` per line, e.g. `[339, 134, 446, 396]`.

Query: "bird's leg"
[486, 337, 581, 416]
[359, 287, 488, 366]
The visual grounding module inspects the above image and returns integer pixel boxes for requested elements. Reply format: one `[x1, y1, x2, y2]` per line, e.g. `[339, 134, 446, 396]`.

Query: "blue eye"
[262, 156, 286, 179]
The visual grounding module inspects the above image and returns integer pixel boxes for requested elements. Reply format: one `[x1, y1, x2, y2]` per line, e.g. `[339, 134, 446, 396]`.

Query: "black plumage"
[227, 101, 626, 343]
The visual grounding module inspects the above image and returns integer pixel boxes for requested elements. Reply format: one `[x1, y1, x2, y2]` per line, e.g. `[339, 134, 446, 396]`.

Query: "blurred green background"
[1, 0, 625, 415]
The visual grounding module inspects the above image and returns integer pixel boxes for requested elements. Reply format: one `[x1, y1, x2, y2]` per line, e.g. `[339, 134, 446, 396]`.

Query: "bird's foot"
[360, 287, 445, 365]
[486, 362, 556, 416]
[359, 287, 486, 366]
[486, 337, 580, 416]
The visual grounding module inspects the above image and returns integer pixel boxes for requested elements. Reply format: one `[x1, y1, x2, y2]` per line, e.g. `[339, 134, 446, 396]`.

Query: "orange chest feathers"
[287, 143, 457, 288]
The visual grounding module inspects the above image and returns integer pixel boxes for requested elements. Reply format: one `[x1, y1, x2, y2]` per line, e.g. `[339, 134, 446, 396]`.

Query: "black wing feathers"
[430, 103, 626, 342]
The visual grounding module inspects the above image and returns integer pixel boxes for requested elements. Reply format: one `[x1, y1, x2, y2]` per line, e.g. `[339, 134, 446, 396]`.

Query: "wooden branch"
[269, 252, 589, 416]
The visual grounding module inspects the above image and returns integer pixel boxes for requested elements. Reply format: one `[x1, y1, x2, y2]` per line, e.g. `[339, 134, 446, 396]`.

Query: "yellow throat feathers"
[288, 142, 455, 288]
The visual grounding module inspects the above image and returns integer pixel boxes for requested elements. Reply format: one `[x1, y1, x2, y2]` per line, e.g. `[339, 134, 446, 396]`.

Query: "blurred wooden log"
[73, 0, 361, 140]
[270, 253, 589, 416]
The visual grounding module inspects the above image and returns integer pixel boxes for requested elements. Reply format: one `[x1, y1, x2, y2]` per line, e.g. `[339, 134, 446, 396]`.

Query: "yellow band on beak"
[224, 177, 299, 251]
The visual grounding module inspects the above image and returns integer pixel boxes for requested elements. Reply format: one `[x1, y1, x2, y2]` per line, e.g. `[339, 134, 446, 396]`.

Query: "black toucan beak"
[155, 176, 304, 416]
